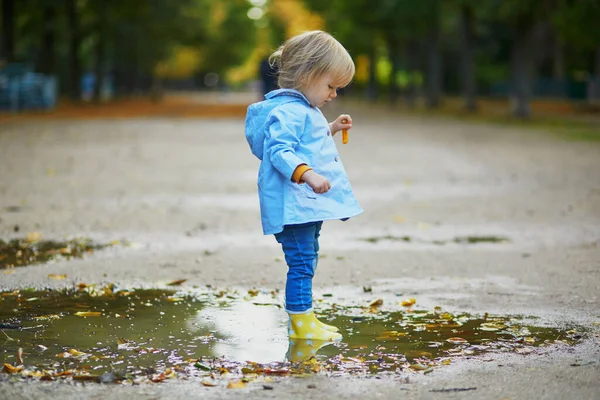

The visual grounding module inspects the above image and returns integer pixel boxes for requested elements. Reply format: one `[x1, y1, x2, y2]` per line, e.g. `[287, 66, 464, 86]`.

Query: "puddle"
[0, 286, 584, 384]
[361, 235, 509, 245]
[0, 237, 119, 269]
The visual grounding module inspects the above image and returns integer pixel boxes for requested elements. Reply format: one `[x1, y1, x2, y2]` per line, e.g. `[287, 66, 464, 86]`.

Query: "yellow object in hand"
[341, 118, 349, 144]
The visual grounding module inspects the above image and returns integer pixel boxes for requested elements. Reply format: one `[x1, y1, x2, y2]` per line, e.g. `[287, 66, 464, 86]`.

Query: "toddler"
[245, 31, 362, 341]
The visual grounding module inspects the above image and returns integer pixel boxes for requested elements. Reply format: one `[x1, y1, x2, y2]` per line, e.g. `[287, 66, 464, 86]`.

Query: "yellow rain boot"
[286, 339, 334, 362]
[289, 316, 338, 333]
[288, 311, 342, 341]
[316, 318, 339, 332]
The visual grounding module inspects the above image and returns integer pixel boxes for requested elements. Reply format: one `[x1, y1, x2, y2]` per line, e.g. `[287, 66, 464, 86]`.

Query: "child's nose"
[331, 90, 337, 98]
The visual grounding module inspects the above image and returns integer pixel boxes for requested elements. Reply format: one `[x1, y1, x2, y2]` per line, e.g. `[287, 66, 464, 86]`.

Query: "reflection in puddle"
[193, 302, 288, 363]
[0, 237, 119, 269]
[0, 286, 584, 383]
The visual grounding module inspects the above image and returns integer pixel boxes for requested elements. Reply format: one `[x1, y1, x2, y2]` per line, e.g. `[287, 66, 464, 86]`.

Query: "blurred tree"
[201, 0, 256, 85]
[481, 0, 552, 118]
[92, 0, 107, 102]
[454, 0, 478, 111]
[66, 0, 82, 101]
[37, 0, 56, 75]
[1, 0, 16, 62]
[424, 0, 442, 108]
[303, 0, 380, 99]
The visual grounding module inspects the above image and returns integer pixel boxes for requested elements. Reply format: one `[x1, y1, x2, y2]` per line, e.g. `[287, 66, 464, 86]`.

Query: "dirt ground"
[0, 93, 599, 399]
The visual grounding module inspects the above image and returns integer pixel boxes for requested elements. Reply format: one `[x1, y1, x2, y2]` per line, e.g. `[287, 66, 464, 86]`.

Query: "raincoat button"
[334, 156, 339, 162]
[327, 131, 331, 136]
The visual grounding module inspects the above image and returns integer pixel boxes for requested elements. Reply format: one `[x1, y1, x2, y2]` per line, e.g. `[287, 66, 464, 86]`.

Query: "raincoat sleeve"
[265, 106, 308, 181]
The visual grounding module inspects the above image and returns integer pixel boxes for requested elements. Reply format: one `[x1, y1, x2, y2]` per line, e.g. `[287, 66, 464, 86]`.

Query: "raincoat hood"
[245, 89, 310, 160]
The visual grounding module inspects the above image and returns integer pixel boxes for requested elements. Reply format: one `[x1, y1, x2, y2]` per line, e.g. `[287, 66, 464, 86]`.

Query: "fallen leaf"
[446, 337, 468, 345]
[201, 380, 217, 387]
[409, 363, 429, 371]
[3, 270, 15, 275]
[26, 231, 42, 243]
[479, 322, 506, 331]
[33, 314, 61, 321]
[151, 373, 167, 383]
[3, 363, 23, 373]
[401, 298, 416, 307]
[167, 279, 187, 286]
[72, 374, 96, 382]
[74, 311, 101, 317]
[227, 380, 247, 389]
[369, 299, 383, 309]
[68, 349, 88, 357]
[48, 274, 67, 280]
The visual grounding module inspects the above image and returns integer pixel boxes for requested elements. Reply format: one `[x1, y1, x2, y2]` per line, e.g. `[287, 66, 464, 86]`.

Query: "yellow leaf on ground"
[227, 380, 247, 389]
[74, 311, 101, 317]
[48, 274, 67, 280]
[26, 232, 42, 243]
[3, 270, 15, 275]
[201, 380, 217, 387]
[401, 298, 416, 307]
[3, 363, 23, 373]
[68, 349, 87, 357]
[369, 299, 383, 308]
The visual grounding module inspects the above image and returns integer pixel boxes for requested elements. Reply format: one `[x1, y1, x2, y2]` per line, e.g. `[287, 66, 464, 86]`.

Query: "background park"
[1, 1, 599, 399]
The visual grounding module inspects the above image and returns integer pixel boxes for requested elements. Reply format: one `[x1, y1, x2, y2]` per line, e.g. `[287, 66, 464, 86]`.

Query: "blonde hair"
[269, 31, 355, 91]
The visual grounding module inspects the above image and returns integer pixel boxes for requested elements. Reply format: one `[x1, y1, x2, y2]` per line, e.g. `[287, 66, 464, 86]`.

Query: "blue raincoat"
[245, 89, 363, 235]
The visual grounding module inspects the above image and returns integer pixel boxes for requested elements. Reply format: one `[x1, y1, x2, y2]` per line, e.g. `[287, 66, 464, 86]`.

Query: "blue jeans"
[274, 221, 323, 313]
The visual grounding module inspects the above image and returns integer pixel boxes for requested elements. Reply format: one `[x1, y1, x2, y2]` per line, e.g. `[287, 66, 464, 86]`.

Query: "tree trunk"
[366, 40, 377, 101]
[387, 38, 400, 105]
[37, 1, 56, 74]
[93, 1, 107, 102]
[552, 37, 565, 80]
[595, 45, 600, 77]
[510, 21, 534, 119]
[1, 0, 15, 61]
[403, 41, 417, 108]
[589, 45, 600, 103]
[66, 0, 81, 102]
[426, 0, 442, 109]
[459, 4, 477, 111]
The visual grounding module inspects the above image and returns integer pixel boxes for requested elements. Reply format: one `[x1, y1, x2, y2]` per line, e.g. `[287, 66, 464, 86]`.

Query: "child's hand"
[301, 170, 331, 194]
[330, 114, 353, 135]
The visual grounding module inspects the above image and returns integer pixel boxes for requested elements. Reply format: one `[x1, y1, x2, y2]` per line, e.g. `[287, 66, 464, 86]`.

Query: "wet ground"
[0, 93, 599, 399]
[1, 285, 584, 384]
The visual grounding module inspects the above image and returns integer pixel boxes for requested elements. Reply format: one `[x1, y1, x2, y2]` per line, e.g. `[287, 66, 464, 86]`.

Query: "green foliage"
[201, 0, 256, 76]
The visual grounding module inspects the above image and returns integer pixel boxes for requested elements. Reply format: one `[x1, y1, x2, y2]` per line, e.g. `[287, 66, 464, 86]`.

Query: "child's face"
[302, 74, 340, 108]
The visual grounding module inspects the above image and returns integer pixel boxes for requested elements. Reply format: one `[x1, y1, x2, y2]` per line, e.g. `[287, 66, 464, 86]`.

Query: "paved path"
[0, 97, 599, 399]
